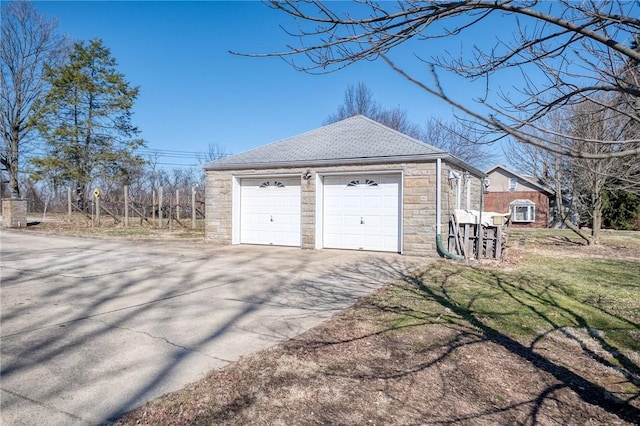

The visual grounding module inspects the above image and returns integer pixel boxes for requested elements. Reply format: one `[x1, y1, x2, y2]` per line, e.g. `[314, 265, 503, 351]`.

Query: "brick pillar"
[2, 198, 27, 228]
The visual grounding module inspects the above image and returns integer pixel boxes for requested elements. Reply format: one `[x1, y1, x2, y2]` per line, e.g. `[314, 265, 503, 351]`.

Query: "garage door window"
[347, 178, 379, 187]
[259, 180, 285, 188]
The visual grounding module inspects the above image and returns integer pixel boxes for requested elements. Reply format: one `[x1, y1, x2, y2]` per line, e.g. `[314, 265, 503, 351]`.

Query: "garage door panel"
[324, 215, 342, 226]
[361, 216, 381, 228]
[363, 196, 383, 208]
[383, 216, 398, 227]
[361, 235, 383, 248]
[240, 177, 301, 247]
[343, 197, 361, 208]
[323, 174, 401, 252]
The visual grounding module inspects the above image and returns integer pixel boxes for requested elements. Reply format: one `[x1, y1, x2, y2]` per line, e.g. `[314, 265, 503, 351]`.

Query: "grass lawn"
[113, 229, 639, 425]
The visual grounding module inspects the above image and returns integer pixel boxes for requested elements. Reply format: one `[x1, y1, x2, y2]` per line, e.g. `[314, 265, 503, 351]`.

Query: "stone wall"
[205, 160, 483, 256]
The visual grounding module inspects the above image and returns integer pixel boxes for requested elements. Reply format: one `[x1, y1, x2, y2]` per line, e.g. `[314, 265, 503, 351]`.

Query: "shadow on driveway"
[0, 230, 423, 424]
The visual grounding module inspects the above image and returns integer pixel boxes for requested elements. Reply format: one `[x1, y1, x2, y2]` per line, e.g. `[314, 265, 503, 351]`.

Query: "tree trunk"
[76, 183, 87, 211]
[592, 196, 602, 244]
[9, 124, 21, 197]
[554, 180, 593, 245]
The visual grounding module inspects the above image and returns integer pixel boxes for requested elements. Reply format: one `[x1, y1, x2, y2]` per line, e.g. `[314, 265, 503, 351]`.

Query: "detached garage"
[203, 115, 484, 256]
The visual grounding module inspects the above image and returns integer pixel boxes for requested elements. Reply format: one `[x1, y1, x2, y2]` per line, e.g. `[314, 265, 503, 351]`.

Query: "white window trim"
[510, 200, 536, 223]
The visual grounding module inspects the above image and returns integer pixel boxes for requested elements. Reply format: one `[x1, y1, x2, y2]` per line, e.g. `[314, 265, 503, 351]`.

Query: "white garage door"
[240, 177, 301, 246]
[323, 174, 401, 252]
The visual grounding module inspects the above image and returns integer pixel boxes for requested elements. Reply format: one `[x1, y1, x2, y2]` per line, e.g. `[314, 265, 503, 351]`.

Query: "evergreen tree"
[603, 189, 640, 230]
[30, 39, 145, 209]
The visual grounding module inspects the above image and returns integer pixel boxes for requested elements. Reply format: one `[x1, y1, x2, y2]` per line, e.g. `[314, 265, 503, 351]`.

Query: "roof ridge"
[202, 114, 467, 171]
[355, 115, 444, 153]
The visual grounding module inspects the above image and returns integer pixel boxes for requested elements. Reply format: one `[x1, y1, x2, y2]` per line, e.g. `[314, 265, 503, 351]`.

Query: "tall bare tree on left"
[0, 0, 66, 198]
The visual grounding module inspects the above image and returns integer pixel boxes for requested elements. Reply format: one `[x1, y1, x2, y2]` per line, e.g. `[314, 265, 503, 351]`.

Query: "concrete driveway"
[0, 230, 423, 425]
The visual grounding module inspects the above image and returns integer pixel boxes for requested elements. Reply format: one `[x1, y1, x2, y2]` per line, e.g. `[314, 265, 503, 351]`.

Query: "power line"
[135, 148, 209, 159]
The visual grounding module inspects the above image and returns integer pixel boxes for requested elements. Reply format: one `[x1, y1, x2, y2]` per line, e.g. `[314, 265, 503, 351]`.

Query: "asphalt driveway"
[0, 230, 422, 425]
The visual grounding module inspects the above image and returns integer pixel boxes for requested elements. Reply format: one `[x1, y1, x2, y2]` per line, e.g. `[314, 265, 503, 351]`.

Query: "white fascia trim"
[233, 172, 302, 179]
[318, 169, 404, 176]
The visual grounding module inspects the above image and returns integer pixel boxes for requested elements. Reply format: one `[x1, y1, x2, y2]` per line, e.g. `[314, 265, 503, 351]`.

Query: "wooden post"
[496, 226, 503, 260]
[124, 185, 129, 227]
[191, 187, 196, 229]
[476, 181, 485, 260]
[486, 227, 495, 259]
[158, 186, 163, 229]
[67, 187, 72, 221]
[463, 224, 470, 258]
[169, 194, 173, 230]
[152, 190, 156, 222]
[176, 189, 180, 221]
[96, 195, 101, 226]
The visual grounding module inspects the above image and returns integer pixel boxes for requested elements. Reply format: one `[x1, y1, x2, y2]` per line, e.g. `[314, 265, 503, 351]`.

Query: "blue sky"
[32, 1, 509, 169]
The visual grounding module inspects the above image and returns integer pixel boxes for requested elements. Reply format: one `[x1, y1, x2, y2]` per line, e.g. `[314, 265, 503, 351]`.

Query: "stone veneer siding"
[1, 198, 27, 228]
[205, 161, 482, 256]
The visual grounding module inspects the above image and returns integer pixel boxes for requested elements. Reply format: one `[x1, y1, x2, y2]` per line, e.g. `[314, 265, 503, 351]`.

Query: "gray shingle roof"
[203, 115, 448, 171]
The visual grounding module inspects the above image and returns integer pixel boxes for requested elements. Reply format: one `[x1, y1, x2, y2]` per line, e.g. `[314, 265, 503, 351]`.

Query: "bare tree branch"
[1, 0, 67, 198]
[238, 1, 640, 161]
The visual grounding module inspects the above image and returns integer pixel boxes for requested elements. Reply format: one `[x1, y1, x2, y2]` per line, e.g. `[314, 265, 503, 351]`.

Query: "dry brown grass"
[113, 229, 640, 426]
[22, 212, 205, 240]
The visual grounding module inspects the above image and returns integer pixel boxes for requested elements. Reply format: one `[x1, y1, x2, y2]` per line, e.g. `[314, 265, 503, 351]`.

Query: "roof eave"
[203, 153, 485, 176]
[441, 154, 486, 178]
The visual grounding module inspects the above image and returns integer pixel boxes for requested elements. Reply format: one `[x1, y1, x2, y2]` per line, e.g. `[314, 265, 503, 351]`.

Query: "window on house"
[510, 200, 535, 222]
[508, 178, 517, 191]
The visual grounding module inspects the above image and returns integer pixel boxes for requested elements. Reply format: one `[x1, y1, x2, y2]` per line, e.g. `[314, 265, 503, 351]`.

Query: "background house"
[483, 164, 554, 228]
[203, 115, 485, 256]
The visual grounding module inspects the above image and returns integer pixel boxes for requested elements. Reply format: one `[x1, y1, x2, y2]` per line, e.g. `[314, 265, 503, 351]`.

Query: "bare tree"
[421, 118, 492, 169]
[198, 142, 228, 164]
[324, 82, 379, 124]
[508, 94, 640, 244]
[1, 0, 65, 198]
[324, 82, 422, 138]
[326, 83, 491, 167]
[507, 129, 593, 244]
[240, 1, 640, 161]
[566, 98, 640, 241]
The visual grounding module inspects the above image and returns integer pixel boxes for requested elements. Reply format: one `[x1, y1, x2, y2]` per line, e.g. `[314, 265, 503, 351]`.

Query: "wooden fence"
[447, 214, 508, 260]
[67, 186, 205, 229]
